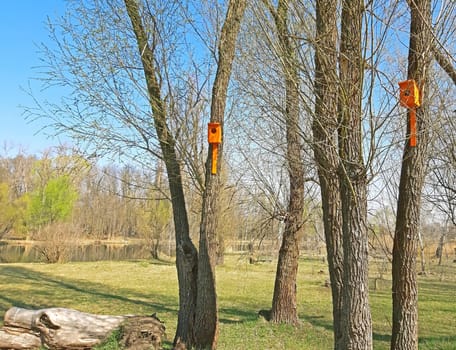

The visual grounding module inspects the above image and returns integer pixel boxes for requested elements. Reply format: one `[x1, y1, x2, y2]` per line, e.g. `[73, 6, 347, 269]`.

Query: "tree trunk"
[260, 0, 305, 326]
[0, 307, 165, 350]
[436, 226, 447, 266]
[418, 229, 426, 274]
[338, 0, 372, 348]
[391, 1, 432, 348]
[194, 1, 246, 348]
[270, 216, 301, 324]
[313, 0, 344, 346]
[123, 1, 198, 347]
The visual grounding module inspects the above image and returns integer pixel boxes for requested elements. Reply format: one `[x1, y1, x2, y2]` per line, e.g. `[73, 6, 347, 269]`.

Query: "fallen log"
[0, 328, 41, 350]
[0, 307, 165, 350]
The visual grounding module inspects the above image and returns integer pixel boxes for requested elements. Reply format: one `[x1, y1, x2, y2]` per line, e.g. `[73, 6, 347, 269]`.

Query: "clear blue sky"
[0, 1, 67, 155]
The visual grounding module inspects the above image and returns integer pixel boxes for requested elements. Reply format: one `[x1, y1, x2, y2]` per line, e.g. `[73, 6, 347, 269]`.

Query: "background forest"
[0, 143, 454, 266]
[0, 146, 321, 262]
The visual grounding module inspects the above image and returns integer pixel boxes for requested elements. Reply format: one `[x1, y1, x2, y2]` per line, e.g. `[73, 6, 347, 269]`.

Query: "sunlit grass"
[0, 255, 455, 349]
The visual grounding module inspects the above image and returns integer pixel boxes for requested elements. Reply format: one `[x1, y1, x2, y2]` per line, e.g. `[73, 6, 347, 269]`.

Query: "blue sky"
[0, 1, 67, 155]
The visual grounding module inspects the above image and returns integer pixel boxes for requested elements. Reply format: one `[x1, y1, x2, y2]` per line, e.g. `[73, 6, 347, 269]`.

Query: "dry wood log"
[119, 316, 166, 350]
[0, 328, 41, 350]
[0, 307, 165, 350]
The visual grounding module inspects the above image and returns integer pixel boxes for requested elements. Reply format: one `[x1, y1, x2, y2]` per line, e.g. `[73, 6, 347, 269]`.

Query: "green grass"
[93, 329, 122, 350]
[0, 255, 455, 349]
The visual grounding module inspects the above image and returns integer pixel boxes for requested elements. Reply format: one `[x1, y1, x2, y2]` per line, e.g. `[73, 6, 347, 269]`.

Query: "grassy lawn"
[0, 255, 455, 349]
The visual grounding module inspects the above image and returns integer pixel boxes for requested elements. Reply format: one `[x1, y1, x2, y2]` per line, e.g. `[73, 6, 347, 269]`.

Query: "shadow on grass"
[0, 264, 178, 316]
[419, 335, 456, 348]
[0, 294, 34, 310]
[418, 279, 456, 298]
[301, 314, 391, 345]
[301, 314, 332, 331]
[133, 258, 175, 266]
[373, 332, 390, 343]
[219, 306, 259, 324]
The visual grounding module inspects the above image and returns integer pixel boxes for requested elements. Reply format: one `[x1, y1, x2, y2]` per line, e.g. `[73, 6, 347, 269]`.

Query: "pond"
[0, 240, 156, 263]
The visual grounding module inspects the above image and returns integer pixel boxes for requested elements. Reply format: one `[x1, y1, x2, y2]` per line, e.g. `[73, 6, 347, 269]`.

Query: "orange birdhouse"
[398, 80, 420, 147]
[208, 122, 222, 144]
[398, 79, 420, 108]
[208, 122, 222, 175]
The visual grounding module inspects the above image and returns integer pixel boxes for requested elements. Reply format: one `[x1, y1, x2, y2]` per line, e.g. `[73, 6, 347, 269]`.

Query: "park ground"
[0, 255, 455, 349]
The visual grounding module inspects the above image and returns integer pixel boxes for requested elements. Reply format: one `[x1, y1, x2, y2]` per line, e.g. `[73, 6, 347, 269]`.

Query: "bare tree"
[337, 0, 373, 347]
[123, 2, 199, 346]
[424, 97, 455, 265]
[254, 0, 305, 325]
[28, 0, 245, 347]
[194, 0, 246, 348]
[391, 0, 433, 348]
[425, 86, 456, 226]
[312, 0, 344, 346]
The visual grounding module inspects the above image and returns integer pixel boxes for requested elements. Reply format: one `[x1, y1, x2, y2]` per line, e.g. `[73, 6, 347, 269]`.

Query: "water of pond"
[0, 241, 154, 263]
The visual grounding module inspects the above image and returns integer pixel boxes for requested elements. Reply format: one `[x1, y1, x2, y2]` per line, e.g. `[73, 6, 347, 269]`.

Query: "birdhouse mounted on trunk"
[398, 79, 420, 108]
[208, 122, 222, 144]
[398, 79, 420, 147]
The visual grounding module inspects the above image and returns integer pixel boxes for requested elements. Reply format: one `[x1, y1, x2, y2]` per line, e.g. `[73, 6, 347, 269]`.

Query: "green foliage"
[150, 200, 171, 231]
[0, 183, 14, 236]
[137, 196, 172, 239]
[0, 183, 29, 237]
[27, 175, 78, 228]
[13, 195, 31, 236]
[93, 329, 122, 350]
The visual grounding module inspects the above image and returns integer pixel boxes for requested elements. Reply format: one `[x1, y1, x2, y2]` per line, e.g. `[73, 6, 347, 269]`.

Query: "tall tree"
[391, 0, 432, 348]
[313, 0, 344, 346]
[31, 0, 243, 345]
[258, 0, 305, 325]
[338, 0, 372, 348]
[194, 0, 246, 348]
[112, 1, 247, 348]
[424, 98, 455, 266]
[123, 1, 199, 346]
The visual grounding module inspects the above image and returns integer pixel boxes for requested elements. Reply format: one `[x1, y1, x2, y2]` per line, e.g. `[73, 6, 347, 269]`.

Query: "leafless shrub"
[31, 223, 80, 263]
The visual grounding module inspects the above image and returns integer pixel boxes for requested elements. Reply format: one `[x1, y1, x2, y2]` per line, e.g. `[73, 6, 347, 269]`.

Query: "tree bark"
[194, 1, 246, 349]
[391, 1, 432, 349]
[313, 0, 344, 346]
[338, 0, 372, 348]
[123, 1, 198, 348]
[260, 0, 305, 326]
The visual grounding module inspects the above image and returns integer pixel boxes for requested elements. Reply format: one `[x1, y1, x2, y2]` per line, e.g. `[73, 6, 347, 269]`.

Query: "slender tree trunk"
[391, 1, 432, 348]
[123, 1, 198, 347]
[436, 226, 447, 266]
[263, 0, 305, 325]
[313, 0, 344, 346]
[194, 1, 246, 348]
[338, 0, 372, 348]
[418, 229, 426, 274]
